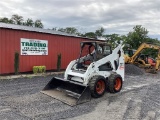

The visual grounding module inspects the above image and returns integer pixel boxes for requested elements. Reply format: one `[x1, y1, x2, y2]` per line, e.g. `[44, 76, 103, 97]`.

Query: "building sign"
[21, 38, 48, 55]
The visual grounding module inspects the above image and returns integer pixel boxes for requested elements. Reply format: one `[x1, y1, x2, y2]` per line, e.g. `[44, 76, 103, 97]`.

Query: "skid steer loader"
[41, 41, 124, 106]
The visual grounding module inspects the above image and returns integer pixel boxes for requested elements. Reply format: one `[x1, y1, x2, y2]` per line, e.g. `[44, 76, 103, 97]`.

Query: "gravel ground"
[0, 70, 160, 120]
[125, 64, 144, 75]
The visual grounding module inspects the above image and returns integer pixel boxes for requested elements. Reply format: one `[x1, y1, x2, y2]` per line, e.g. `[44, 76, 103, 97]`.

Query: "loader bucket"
[41, 77, 91, 106]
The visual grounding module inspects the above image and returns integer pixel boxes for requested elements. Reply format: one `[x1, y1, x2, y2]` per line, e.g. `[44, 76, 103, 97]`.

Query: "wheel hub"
[96, 80, 105, 94]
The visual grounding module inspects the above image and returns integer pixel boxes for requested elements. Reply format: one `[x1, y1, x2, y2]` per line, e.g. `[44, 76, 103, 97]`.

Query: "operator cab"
[124, 49, 136, 57]
[139, 54, 149, 63]
[80, 41, 112, 60]
[76, 41, 112, 70]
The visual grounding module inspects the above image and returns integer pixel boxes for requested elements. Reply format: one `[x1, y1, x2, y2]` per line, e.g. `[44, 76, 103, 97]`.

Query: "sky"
[0, 0, 160, 40]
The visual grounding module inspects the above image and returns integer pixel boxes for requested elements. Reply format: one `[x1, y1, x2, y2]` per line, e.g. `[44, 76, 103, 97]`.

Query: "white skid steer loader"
[41, 41, 124, 106]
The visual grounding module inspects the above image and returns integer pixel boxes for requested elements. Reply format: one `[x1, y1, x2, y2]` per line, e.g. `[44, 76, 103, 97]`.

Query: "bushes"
[32, 53, 62, 74]
[57, 53, 61, 72]
[33, 66, 39, 74]
[14, 52, 19, 74]
[33, 66, 46, 74]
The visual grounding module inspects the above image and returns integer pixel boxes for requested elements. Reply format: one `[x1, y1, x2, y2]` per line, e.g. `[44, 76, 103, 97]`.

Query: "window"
[96, 44, 112, 60]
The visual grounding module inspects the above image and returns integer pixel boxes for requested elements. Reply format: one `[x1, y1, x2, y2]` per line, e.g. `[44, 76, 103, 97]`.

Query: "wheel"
[89, 76, 106, 98]
[108, 74, 123, 93]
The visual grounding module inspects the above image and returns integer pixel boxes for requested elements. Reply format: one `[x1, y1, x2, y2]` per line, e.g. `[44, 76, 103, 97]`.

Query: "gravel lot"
[0, 70, 160, 120]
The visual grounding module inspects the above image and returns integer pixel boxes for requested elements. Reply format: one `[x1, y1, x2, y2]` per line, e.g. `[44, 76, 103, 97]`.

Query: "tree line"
[55, 26, 160, 47]
[53, 26, 160, 58]
[1, 14, 160, 58]
[0, 14, 43, 28]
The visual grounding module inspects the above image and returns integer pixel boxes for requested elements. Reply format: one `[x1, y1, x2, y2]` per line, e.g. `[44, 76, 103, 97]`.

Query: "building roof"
[0, 22, 79, 37]
[0, 23, 106, 41]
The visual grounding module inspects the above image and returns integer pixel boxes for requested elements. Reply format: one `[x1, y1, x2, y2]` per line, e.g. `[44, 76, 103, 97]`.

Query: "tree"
[0, 15, 44, 28]
[56, 27, 105, 38]
[104, 34, 122, 48]
[24, 18, 34, 27]
[52, 27, 57, 31]
[126, 25, 148, 49]
[83, 32, 97, 39]
[81, 27, 105, 39]
[11, 14, 24, 25]
[141, 38, 160, 58]
[0, 17, 13, 24]
[34, 19, 43, 28]
[57, 28, 65, 32]
[57, 27, 80, 35]
[95, 27, 105, 38]
[65, 27, 78, 34]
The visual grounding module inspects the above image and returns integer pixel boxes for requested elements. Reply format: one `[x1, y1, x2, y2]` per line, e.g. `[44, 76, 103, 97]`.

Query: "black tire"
[89, 76, 106, 98]
[107, 74, 123, 93]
